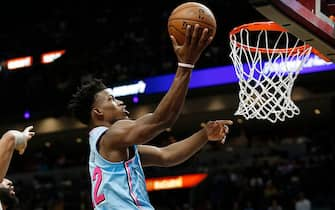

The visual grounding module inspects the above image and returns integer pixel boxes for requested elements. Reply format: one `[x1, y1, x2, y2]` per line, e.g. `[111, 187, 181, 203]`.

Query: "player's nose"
[116, 99, 124, 106]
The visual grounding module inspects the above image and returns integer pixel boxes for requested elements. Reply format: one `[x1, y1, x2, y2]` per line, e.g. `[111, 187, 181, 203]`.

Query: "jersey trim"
[124, 159, 142, 209]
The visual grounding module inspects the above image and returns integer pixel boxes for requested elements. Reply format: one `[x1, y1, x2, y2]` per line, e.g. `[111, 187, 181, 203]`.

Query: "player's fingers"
[26, 134, 34, 142]
[216, 120, 233, 126]
[184, 24, 192, 46]
[18, 148, 25, 155]
[224, 125, 229, 134]
[211, 123, 221, 134]
[199, 28, 210, 47]
[23, 125, 34, 133]
[206, 120, 215, 128]
[219, 125, 225, 135]
[221, 135, 227, 144]
[190, 24, 201, 45]
[170, 35, 178, 47]
[211, 121, 220, 129]
[204, 36, 213, 50]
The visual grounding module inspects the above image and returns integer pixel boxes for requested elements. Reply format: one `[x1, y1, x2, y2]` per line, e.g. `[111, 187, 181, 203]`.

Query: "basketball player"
[0, 178, 19, 210]
[0, 126, 34, 210]
[68, 24, 233, 209]
[0, 126, 35, 182]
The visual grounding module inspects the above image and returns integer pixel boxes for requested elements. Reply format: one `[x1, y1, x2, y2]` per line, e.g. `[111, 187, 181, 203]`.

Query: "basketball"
[168, 2, 217, 45]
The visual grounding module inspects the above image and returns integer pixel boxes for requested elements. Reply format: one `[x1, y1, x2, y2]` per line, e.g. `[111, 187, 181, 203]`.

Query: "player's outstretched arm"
[0, 126, 35, 181]
[153, 24, 212, 127]
[138, 120, 233, 167]
[107, 24, 213, 147]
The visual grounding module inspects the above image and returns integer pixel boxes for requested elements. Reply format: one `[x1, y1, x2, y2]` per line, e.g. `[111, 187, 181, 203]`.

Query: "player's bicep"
[103, 113, 167, 148]
[123, 113, 168, 145]
[138, 145, 167, 167]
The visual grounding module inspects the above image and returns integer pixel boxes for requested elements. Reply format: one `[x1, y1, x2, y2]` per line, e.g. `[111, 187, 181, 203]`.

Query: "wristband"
[178, 62, 195, 69]
[8, 130, 25, 148]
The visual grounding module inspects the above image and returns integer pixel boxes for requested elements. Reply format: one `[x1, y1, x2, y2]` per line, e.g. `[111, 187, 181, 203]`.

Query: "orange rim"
[229, 21, 312, 54]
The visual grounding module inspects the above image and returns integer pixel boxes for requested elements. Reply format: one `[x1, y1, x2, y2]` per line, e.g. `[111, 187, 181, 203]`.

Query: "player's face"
[0, 178, 15, 196]
[94, 89, 129, 123]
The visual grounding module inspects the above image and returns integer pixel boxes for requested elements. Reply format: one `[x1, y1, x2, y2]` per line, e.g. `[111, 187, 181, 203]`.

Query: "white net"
[229, 23, 312, 123]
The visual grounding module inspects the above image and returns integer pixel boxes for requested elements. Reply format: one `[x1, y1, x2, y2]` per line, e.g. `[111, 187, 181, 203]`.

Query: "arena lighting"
[23, 110, 30, 119]
[262, 53, 333, 73]
[145, 173, 207, 192]
[6, 56, 33, 70]
[41, 50, 66, 64]
[110, 53, 335, 97]
[109, 80, 146, 97]
[132, 95, 139, 103]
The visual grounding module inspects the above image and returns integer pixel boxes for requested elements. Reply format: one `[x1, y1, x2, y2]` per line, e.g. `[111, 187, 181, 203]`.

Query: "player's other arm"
[0, 133, 16, 181]
[105, 25, 213, 147]
[139, 120, 233, 167]
[0, 126, 35, 181]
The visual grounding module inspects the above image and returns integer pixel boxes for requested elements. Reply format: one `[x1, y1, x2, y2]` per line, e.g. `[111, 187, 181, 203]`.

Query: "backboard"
[250, 0, 335, 62]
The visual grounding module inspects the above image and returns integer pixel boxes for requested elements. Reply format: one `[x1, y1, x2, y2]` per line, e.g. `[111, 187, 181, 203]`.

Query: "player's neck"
[89, 120, 112, 129]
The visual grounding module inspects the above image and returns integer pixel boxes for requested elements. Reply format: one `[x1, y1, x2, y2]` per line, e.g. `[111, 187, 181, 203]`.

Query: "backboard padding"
[250, 0, 335, 62]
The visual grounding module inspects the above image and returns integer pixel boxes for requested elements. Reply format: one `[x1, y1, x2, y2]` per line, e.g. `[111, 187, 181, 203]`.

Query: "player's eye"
[108, 95, 116, 101]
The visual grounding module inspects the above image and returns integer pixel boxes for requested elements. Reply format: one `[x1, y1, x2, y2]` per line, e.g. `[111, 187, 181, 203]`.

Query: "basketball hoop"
[229, 21, 312, 123]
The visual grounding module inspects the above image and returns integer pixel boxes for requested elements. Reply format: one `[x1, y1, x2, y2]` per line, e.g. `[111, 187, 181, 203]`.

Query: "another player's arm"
[0, 133, 16, 181]
[0, 126, 35, 181]
[138, 120, 233, 167]
[104, 25, 212, 148]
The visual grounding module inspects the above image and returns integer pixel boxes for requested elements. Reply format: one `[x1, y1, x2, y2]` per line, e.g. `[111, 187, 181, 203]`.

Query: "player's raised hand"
[170, 24, 213, 66]
[7, 125, 35, 155]
[17, 125, 35, 155]
[203, 120, 233, 144]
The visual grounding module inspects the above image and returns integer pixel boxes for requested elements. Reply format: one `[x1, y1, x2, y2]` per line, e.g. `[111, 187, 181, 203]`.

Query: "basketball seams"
[168, 18, 216, 28]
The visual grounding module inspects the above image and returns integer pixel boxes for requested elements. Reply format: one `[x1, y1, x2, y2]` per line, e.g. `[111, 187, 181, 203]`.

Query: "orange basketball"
[168, 2, 217, 45]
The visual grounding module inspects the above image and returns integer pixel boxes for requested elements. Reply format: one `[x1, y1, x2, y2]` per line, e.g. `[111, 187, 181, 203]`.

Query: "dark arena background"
[0, 0, 334, 210]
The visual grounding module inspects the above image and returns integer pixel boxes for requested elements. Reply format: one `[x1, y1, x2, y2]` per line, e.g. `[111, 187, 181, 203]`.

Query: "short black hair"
[68, 79, 107, 125]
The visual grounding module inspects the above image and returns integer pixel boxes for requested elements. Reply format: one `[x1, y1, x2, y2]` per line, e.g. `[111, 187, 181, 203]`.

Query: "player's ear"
[92, 108, 103, 118]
